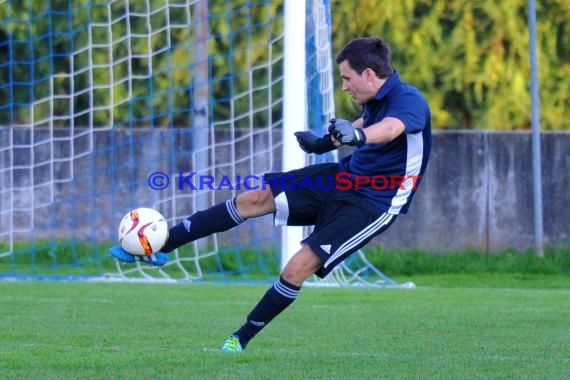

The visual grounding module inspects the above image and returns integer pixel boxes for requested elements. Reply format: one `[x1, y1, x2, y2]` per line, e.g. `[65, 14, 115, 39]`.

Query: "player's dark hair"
[335, 37, 392, 78]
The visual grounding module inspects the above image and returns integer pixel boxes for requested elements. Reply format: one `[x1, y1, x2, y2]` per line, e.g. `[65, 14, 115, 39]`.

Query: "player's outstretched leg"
[111, 190, 276, 266]
[109, 246, 169, 267]
[110, 198, 249, 266]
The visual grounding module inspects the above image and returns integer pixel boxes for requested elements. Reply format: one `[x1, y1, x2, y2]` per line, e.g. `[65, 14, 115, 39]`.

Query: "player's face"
[338, 60, 377, 104]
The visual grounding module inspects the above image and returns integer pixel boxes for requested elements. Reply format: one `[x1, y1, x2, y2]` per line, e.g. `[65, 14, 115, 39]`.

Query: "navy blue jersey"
[338, 71, 431, 214]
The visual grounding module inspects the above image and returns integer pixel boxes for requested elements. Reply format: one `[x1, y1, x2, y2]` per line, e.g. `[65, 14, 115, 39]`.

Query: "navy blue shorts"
[265, 163, 397, 278]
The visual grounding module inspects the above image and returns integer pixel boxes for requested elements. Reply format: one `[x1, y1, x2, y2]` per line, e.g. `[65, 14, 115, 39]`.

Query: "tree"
[331, 0, 570, 130]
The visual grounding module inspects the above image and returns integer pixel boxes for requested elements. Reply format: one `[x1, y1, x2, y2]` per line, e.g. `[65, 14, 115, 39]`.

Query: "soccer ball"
[118, 208, 169, 256]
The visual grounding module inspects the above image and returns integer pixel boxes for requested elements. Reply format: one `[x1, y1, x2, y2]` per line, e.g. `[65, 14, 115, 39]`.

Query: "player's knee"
[235, 188, 275, 217]
[281, 246, 322, 286]
[237, 188, 272, 208]
[281, 263, 314, 287]
[281, 269, 300, 286]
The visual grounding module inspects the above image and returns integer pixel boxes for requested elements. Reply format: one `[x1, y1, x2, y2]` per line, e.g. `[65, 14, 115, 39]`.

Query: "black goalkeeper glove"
[294, 131, 336, 154]
[328, 118, 366, 147]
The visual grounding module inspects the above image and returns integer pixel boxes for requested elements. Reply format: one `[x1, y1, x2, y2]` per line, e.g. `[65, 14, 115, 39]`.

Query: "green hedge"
[2, 1, 568, 130]
[331, 0, 570, 130]
[365, 246, 570, 276]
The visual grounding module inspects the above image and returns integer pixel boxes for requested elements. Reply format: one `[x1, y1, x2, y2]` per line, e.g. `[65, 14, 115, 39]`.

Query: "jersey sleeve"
[385, 92, 429, 133]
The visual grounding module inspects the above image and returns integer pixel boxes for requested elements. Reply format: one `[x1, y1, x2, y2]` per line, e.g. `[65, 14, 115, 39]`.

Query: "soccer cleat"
[109, 246, 168, 267]
[220, 335, 244, 353]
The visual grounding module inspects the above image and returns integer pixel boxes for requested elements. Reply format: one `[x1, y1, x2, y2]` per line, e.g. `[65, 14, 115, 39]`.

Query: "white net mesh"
[0, 0, 402, 286]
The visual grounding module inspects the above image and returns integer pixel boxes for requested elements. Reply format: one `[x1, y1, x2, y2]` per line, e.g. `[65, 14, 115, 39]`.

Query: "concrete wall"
[378, 131, 570, 252]
[5, 129, 569, 252]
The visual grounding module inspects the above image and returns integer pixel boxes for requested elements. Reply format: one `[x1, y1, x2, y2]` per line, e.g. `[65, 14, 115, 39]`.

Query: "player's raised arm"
[359, 117, 405, 144]
[329, 116, 405, 146]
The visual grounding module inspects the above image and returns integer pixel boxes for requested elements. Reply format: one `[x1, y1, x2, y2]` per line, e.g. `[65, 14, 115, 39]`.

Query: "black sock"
[161, 198, 246, 252]
[234, 276, 301, 347]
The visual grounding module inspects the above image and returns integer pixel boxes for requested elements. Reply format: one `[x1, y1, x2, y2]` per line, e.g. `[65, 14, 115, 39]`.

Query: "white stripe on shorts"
[323, 213, 394, 268]
[273, 192, 289, 226]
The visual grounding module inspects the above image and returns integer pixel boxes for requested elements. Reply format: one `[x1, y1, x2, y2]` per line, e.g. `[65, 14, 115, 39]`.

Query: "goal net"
[0, 0, 403, 286]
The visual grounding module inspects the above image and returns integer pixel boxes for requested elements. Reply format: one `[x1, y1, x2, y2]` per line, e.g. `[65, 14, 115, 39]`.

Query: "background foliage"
[1, 0, 568, 129]
[331, 0, 570, 129]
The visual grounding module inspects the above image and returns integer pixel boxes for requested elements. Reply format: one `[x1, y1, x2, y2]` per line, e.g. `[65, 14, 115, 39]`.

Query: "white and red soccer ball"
[118, 208, 168, 256]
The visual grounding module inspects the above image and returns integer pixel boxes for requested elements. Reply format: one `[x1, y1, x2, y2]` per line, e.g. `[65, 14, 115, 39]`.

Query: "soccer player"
[110, 36, 432, 352]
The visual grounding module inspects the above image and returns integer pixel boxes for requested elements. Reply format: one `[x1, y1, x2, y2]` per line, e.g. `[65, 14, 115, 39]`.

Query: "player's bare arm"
[352, 117, 364, 129]
[358, 117, 405, 144]
[329, 117, 405, 147]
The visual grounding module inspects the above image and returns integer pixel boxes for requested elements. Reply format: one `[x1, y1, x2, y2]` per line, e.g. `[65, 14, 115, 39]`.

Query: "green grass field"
[2, 276, 569, 379]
